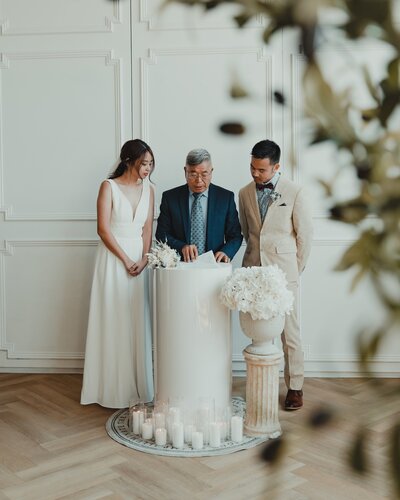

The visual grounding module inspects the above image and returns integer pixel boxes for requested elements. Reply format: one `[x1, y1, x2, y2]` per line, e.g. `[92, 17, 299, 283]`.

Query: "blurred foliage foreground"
[166, 0, 400, 496]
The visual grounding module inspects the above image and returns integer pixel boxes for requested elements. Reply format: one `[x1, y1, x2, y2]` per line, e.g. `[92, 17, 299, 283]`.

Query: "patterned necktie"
[257, 186, 273, 222]
[191, 193, 206, 254]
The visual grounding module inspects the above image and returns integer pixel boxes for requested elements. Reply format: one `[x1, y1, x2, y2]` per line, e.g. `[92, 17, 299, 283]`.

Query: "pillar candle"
[154, 412, 166, 430]
[202, 423, 210, 445]
[219, 421, 227, 441]
[184, 424, 195, 444]
[209, 422, 221, 447]
[132, 410, 144, 435]
[128, 410, 134, 432]
[155, 427, 167, 446]
[141, 421, 153, 440]
[231, 416, 243, 443]
[172, 422, 184, 449]
[169, 407, 181, 423]
[166, 415, 173, 443]
[192, 431, 204, 450]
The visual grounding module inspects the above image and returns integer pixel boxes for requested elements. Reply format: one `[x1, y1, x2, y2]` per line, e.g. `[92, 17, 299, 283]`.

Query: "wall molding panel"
[0, 207, 97, 222]
[0, 0, 121, 36]
[139, 0, 264, 31]
[0, 50, 122, 220]
[140, 46, 271, 141]
[0, 240, 97, 361]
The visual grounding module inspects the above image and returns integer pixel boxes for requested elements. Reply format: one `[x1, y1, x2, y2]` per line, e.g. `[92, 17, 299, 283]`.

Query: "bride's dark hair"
[109, 139, 155, 179]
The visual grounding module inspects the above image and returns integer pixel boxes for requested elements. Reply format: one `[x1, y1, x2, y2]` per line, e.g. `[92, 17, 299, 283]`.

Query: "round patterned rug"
[106, 397, 268, 457]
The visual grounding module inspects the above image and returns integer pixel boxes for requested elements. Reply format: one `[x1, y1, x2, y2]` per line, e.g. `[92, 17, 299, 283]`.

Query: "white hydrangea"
[220, 265, 294, 320]
[147, 241, 180, 269]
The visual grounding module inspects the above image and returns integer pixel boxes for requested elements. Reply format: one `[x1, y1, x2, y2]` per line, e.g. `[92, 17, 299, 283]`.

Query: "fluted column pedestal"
[243, 349, 282, 438]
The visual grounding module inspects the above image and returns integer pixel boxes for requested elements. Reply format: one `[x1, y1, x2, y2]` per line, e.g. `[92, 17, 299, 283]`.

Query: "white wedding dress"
[81, 178, 154, 408]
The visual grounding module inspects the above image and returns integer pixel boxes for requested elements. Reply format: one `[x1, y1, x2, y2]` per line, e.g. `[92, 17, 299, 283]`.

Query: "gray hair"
[185, 148, 211, 167]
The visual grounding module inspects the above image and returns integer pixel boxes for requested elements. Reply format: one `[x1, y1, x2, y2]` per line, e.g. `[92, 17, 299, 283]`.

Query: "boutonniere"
[269, 190, 282, 203]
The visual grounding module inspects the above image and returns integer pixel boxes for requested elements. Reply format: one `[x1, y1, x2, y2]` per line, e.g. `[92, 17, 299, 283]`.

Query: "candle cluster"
[129, 399, 244, 450]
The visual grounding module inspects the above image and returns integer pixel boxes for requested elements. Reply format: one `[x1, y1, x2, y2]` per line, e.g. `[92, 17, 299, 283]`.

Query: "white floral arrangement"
[147, 241, 180, 269]
[220, 265, 294, 320]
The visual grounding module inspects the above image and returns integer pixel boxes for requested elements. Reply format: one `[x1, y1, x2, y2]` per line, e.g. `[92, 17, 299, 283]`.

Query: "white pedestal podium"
[154, 263, 232, 413]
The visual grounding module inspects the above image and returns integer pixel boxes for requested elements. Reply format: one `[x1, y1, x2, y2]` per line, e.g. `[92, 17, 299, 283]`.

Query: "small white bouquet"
[147, 241, 180, 269]
[220, 265, 294, 320]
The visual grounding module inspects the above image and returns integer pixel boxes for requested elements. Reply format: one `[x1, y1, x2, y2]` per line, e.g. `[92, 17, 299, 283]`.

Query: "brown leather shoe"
[284, 389, 303, 410]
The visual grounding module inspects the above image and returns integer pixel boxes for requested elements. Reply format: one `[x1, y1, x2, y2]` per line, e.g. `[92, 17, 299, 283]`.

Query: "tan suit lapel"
[261, 177, 288, 231]
[246, 183, 262, 230]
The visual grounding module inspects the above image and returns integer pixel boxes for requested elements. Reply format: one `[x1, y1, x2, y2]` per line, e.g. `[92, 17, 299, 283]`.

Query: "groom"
[156, 148, 242, 263]
[239, 140, 313, 410]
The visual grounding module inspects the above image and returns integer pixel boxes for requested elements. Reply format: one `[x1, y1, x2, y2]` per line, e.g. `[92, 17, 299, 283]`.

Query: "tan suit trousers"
[281, 282, 303, 390]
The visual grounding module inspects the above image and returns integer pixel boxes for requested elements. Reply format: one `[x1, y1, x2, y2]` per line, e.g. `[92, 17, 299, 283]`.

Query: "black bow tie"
[256, 182, 274, 191]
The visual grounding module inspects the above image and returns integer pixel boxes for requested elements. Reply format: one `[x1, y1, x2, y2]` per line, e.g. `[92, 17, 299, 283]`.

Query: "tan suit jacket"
[239, 177, 313, 283]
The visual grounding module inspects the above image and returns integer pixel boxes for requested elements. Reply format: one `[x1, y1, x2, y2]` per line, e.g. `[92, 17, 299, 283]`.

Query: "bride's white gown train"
[81, 178, 154, 408]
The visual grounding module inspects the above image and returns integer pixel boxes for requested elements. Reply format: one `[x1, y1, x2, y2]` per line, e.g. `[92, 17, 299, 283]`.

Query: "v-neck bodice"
[106, 178, 150, 238]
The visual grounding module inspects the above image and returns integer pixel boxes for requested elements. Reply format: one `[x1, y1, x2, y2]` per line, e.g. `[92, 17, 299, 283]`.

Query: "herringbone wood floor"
[0, 375, 397, 499]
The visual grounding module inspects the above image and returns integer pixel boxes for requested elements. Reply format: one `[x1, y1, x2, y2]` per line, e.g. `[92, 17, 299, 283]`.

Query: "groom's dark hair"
[251, 140, 280, 165]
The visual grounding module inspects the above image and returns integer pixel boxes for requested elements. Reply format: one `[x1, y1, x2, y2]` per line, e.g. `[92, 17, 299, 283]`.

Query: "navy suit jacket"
[155, 183, 243, 260]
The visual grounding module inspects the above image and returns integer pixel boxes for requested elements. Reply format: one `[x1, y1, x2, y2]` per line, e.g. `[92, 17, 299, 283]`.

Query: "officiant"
[155, 148, 243, 263]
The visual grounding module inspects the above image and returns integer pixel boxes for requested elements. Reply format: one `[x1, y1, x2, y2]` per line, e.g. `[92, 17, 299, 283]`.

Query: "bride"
[81, 139, 155, 408]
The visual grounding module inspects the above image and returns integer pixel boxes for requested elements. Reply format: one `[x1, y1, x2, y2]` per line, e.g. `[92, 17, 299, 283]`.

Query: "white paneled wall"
[0, 0, 132, 371]
[0, 0, 398, 375]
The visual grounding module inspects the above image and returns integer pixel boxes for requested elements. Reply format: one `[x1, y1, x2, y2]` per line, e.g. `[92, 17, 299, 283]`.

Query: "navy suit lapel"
[179, 185, 190, 242]
[206, 184, 216, 251]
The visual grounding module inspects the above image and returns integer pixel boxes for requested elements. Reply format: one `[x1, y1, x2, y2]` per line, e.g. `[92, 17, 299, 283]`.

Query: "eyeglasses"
[186, 171, 212, 180]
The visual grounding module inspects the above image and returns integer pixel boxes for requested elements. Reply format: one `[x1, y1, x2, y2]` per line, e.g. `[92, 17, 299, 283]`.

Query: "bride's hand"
[128, 257, 147, 277]
[124, 258, 136, 275]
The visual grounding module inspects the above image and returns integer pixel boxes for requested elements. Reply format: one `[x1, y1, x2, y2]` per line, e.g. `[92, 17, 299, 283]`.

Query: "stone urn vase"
[239, 312, 284, 438]
[239, 312, 284, 356]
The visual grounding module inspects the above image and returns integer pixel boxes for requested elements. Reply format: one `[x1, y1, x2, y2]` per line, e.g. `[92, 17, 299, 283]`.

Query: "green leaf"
[317, 179, 333, 197]
[346, 0, 390, 24]
[261, 437, 285, 464]
[219, 122, 246, 135]
[303, 63, 356, 147]
[357, 328, 384, 369]
[350, 266, 367, 291]
[334, 230, 379, 277]
[361, 66, 380, 104]
[234, 13, 251, 28]
[310, 129, 331, 145]
[390, 422, 400, 498]
[330, 201, 368, 224]
[263, 24, 280, 44]
[355, 161, 371, 180]
[349, 429, 368, 474]
[273, 91, 285, 105]
[309, 407, 334, 428]
[360, 108, 378, 122]
[378, 57, 400, 126]
[230, 81, 249, 99]
[301, 24, 317, 61]
[343, 19, 368, 39]
[204, 1, 220, 10]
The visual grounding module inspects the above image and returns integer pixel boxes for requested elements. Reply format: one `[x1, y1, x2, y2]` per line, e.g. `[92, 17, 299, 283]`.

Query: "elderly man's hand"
[182, 244, 198, 262]
[215, 251, 230, 263]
